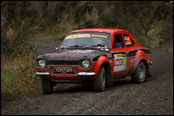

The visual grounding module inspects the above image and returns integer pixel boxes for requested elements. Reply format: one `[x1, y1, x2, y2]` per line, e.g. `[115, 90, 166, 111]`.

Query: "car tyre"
[131, 61, 146, 83]
[41, 78, 53, 94]
[94, 67, 106, 92]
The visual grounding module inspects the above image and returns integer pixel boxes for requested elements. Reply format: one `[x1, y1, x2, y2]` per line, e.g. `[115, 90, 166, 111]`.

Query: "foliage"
[1, 1, 173, 51]
[1, 31, 38, 101]
[1, 54, 39, 101]
[1, 31, 37, 57]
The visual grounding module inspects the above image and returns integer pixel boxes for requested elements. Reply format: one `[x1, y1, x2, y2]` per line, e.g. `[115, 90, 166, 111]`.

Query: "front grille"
[48, 61, 79, 66]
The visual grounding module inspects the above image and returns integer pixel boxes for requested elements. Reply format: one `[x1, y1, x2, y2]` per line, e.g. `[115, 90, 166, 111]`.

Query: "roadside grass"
[1, 53, 40, 101]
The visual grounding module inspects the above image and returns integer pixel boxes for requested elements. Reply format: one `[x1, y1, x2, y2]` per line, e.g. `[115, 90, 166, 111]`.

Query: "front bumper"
[78, 72, 96, 76]
[36, 72, 96, 76]
[35, 62, 97, 80]
[36, 72, 50, 75]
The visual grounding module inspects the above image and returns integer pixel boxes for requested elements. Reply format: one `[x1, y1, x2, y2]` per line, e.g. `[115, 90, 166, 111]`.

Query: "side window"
[113, 34, 125, 48]
[123, 34, 135, 48]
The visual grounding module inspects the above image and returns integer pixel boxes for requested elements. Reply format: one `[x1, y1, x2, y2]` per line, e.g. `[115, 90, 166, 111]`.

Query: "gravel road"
[1, 40, 173, 115]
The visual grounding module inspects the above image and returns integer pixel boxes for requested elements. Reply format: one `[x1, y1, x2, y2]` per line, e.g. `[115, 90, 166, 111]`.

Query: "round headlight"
[82, 60, 90, 68]
[38, 60, 46, 67]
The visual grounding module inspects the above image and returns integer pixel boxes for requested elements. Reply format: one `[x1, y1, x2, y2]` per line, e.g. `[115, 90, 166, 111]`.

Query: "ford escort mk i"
[35, 28, 152, 94]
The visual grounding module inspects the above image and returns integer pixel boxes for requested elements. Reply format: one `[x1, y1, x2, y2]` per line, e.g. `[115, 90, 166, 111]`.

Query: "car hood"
[36, 49, 108, 61]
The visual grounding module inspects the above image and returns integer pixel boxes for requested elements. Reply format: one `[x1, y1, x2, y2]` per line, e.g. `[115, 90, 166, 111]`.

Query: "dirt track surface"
[1, 40, 173, 115]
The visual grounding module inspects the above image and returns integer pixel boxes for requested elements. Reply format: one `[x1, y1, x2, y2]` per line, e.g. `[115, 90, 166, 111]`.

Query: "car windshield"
[59, 33, 111, 49]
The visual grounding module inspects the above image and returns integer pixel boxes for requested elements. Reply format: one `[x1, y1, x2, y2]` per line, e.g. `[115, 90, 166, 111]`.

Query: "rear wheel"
[131, 62, 146, 83]
[94, 67, 106, 92]
[41, 78, 53, 94]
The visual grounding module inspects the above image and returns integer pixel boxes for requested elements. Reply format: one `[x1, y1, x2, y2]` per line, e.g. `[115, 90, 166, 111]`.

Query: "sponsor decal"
[65, 34, 109, 40]
[114, 53, 126, 58]
[122, 59, 126, 64]
[124, 36, 132, 45]
[116, 54, 122, 58]
[115, 59, 123, 66]
[91, 34, 108, 38]
[122, 54, 127, 57]
[114, 53, 127, 72]
[65, 34, 91, 40]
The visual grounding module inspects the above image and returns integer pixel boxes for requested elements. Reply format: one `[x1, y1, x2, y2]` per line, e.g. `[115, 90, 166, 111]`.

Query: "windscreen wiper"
[60, 45, 85, 49]
[68, 45, 84, 48]
[90, 44, 105, 47]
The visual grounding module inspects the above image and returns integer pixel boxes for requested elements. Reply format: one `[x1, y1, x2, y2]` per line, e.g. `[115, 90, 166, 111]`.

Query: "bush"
[1, 32, 37, 57]
[1, 54, 39, 101]
[1, 32, 39, 101]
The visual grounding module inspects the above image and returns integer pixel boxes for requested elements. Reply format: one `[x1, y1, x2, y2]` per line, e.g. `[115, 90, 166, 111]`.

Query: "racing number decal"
[114, 53, 127, 72]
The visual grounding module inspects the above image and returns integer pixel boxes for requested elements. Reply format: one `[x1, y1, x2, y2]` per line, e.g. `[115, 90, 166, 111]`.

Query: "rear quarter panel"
[130, 46, 152, 66]
[134, 49, 148, 67]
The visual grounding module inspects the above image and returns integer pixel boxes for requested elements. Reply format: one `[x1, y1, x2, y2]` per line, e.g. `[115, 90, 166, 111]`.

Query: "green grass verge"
[1, 53, 40, 101]
[1, 34, 40, 101]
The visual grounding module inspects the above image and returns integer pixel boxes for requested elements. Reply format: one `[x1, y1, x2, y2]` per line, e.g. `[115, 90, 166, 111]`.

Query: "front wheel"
[94, 67, 106, 92]
[41, 78, 53, 94]
[131, 62, 146, 83]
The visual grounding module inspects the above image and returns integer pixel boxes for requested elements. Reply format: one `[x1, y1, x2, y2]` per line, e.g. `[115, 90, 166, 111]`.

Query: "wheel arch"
[140, 59, 151, 77]
[100, 61, 113, 86]
[133, 58, 149, 76]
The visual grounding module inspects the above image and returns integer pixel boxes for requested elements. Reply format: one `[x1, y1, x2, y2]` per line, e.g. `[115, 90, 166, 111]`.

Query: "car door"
[110, 32, 129, 76]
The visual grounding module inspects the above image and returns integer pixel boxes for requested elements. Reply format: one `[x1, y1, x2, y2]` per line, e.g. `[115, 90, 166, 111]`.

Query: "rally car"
[35, 28, 152, 94]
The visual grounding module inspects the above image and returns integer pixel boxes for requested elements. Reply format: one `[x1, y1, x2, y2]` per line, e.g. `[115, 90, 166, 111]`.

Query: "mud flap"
[146, 64, 152, 77]
[105, 66, 114, 87]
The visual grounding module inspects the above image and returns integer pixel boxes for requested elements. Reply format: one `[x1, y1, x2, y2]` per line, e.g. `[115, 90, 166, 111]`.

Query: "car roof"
[70, 28, 129, 33]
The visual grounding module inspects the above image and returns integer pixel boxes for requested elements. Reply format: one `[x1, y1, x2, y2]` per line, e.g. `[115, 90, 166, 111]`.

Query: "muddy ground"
[1, 40, 173, 115]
